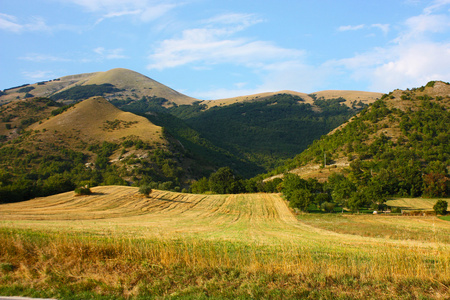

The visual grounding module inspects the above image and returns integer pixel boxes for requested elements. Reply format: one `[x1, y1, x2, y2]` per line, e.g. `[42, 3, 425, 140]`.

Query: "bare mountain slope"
[0, 68, 198, 106]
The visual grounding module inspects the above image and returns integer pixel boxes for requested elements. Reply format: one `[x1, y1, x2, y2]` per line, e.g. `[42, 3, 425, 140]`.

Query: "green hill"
[267, 81, 450, 210]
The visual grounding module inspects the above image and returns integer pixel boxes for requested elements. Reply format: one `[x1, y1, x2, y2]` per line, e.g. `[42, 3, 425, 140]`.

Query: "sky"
[1, 0, 450, 100]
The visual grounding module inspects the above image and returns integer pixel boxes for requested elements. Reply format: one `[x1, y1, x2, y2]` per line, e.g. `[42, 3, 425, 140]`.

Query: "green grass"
[296, 213, 450, 243]
[440, 215, 450, 221]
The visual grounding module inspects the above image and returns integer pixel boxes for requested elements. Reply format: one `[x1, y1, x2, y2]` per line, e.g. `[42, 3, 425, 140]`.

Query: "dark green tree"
[139, 184, 153, 197]
[289, 189, 312, 212]
[190, 177, 209, 194]
[209, 167, 240, 194]
[433, 199, 448, 215]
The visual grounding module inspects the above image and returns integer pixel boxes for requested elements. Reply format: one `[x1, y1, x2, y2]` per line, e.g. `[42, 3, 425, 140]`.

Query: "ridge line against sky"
[1, 0, 449, 100]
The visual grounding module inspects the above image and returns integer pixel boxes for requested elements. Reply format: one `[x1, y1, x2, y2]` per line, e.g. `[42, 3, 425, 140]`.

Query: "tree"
[423, 173, 449, 198]
[433, 199, 448, 215]
[330, 175, 356, 207]
[74, 186, 92, 196]
[289, 189, 312, 212]
[190, 177, 209, 194]
[209, 167, 240, 194]
[281, 174, 308, 200]
[139, 184, 153, 197]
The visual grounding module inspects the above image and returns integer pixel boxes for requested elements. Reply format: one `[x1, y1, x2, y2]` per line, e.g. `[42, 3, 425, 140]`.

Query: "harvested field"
[0, 186, 449, 299]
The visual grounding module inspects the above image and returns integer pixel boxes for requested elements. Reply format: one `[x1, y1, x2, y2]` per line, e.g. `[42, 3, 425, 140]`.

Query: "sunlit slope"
[81, 68, 198, 105]
[31, 96, 165, 144]
[1, 186, 447, 249]
[204, 89, 383, 109]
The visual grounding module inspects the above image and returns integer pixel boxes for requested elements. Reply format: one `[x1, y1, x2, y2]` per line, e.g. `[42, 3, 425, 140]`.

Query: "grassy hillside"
[0, 187, 448, 299]
[264, 81, 449, 212]
[31, 96, 164, 144]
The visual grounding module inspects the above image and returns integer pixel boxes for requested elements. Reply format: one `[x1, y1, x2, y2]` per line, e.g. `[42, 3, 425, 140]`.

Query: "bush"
[321, 202, 336, 213]
[74, 186, 92, 196]
[139, 184, 153, 197]
[433, 199, 448, 215]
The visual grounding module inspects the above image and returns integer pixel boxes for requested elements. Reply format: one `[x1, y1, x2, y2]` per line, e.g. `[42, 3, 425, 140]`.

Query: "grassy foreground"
[0, 186, 449, 299]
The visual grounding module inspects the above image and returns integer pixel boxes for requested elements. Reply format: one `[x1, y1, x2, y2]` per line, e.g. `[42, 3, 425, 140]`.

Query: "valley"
[0, 69, 449, 299]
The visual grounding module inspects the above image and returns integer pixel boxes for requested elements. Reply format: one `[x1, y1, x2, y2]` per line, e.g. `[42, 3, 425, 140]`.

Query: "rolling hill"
[267, 81, 450, 200]
[30, 96, 164, 145]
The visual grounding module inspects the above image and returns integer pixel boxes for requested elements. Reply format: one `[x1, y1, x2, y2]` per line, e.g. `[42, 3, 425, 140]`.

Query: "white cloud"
[22, 70, 55, 80]
[424, 0, 450, 14]
[0, 13, 22, 32]
[19, 53, 71, 62]
[63, 0, 179, 23]
[332, 1, 450, 92]
[93, 47, 127, 59]
[147, 13, 304, 70]
[371, 23, 390, 34]
[338, 24, 365, 31]
[0, 13, 50, 33]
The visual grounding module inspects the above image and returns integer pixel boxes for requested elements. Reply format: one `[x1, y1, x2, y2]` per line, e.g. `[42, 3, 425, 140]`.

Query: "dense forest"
[113, 94, 367, 173]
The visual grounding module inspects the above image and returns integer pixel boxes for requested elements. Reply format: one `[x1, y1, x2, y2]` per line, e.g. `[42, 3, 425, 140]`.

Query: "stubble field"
[0, 186, 449, 299]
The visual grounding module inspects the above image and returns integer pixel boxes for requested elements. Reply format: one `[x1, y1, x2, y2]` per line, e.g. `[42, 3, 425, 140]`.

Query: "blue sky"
[1, 0, 450, 99]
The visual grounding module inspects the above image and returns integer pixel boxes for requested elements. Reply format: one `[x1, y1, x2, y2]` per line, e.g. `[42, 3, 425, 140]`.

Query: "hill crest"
[0, 68, 198, 106]
[203, 89, 383, 109]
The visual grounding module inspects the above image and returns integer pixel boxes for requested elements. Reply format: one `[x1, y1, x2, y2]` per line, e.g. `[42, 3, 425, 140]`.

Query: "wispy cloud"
[338, 24, 365, 31]
[371, 24, 390, 34]
[147, 13, 304, 70]
[22, 70, 55, 80]
[332, 0, 450, 92]
[338, 23, 390, 34]
[93, 47, 127, 59]
[0, 13, 50, 33]
[63, 0, 179, 23]
[19, 53, 71, 62]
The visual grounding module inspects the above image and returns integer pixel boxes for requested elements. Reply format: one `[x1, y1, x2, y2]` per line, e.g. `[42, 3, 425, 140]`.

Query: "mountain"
[203, 89, 382, 109]
[268, 81, 450, 198]
[0, 68, 384, 176]
[0, 68, 198, 106]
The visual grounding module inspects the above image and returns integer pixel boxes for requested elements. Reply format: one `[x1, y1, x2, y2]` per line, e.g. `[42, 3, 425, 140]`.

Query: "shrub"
[433, 199, 448, 215]
[74, 186, 92, 196]
[139, 184, 153, 197]
[321, 202, 336, 213]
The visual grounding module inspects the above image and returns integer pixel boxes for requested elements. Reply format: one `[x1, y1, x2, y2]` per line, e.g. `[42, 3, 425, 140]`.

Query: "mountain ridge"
[0, 68, 382, 108]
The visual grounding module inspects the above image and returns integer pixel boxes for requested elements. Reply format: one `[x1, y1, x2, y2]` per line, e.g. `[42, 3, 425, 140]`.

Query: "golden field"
[0, 186, 449, 299]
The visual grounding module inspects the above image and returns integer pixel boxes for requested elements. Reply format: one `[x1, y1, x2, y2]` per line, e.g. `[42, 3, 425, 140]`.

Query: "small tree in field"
[139, 184, 152, 197]
[433, 199, 448, 215]
[74, 186, 92, 196]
